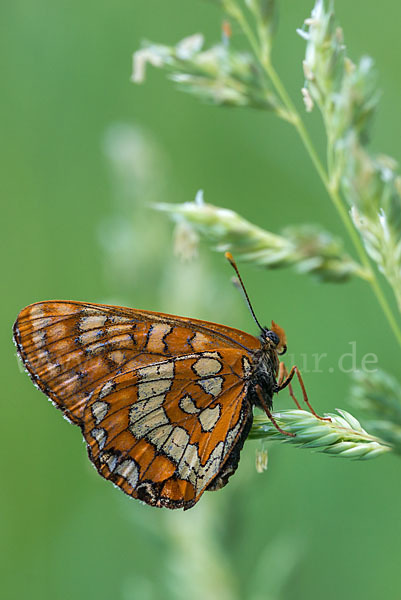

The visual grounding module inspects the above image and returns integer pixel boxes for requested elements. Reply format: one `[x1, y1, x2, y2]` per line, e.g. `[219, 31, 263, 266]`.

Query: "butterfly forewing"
[14, 300, 261, 508]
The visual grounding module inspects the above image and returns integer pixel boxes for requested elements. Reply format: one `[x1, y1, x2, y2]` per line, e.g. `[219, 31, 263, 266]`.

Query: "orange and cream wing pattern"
[13, 301, 260, 425]
[13, 301, 261, 509]
[84, 349, 253, 509]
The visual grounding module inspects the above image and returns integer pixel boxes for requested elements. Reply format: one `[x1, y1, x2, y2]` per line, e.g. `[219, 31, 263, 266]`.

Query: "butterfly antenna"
[225, 252, 264, 333]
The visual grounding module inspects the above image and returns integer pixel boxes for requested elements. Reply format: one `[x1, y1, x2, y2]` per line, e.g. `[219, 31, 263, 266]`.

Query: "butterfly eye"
[265, 330, 280, 346]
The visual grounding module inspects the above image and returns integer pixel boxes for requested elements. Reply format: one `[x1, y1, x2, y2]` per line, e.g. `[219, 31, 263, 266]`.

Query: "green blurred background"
[3, 1, 401, 598]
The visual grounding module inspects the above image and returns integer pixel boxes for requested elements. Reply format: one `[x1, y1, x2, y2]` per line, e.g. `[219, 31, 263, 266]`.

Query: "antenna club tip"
[225, 251, 234, 262]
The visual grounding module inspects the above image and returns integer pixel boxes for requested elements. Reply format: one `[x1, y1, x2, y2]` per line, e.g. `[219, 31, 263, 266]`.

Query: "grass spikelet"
[156, 196, 368, 282]
[350, 369, 401, 454]
[250, 409, 391, 460]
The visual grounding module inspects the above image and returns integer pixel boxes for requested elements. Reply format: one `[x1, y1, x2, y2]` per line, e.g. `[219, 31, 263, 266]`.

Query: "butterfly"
[13, 253, 316, 510]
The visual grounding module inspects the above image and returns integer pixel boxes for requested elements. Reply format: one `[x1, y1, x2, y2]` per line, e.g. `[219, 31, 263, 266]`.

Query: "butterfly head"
[262, 320, 287, 356]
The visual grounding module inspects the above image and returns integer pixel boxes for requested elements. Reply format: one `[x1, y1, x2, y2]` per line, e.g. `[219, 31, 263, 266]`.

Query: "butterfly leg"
[277, 362, 302, 410]
[256, 386, 295, 437]
[278, 365, 330, 421]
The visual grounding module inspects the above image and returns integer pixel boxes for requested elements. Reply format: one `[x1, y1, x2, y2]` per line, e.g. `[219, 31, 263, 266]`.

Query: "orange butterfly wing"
[13, 301, 261, 509]
[84, 350, 253, 509]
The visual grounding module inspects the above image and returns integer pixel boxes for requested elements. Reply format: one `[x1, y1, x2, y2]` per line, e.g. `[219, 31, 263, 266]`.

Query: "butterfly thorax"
[247, 339, 279, 411]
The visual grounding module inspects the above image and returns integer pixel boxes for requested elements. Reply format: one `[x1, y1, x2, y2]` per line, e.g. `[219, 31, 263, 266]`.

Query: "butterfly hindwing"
[84, 349, 253, 509]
